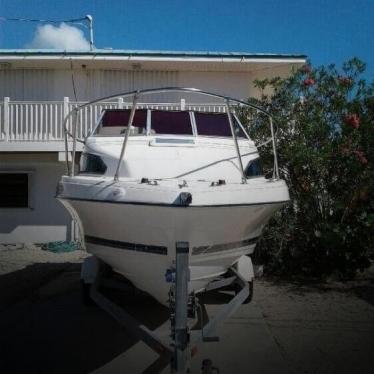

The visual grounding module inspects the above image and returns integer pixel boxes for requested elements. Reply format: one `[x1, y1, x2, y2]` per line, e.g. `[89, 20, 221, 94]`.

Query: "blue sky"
[0, 0, 373, 78]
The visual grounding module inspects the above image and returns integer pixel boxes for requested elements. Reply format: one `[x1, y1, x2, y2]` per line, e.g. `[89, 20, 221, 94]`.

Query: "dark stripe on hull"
[60, 196, 289, 208]
[85, 234, 259, 257]
[85, 235, 168, 255]
[192, 236, 259, 255]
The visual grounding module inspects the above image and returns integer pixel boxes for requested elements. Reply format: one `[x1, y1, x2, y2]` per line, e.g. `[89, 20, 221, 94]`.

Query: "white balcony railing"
[0, 97, 227, 143]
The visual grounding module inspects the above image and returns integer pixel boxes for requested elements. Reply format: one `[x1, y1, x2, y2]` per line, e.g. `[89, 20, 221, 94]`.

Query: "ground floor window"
[0, 173, 30, 208]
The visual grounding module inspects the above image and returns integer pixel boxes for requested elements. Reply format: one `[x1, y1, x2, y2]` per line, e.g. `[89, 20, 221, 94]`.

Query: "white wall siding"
[0, 69, 179, 101]
[179, 71, 251, 101]
[247, 64, 298, 97]
[0, 69, 56, 100]
[0, 158, 72, 243]
[0, 68, 261, 102]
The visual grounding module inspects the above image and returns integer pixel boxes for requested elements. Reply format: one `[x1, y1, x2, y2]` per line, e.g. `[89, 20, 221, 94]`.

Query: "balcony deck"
[0, 97, 227, 152]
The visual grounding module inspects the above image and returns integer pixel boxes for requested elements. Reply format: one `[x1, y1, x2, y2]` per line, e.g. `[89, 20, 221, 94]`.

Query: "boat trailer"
[81, 242, 252, 373]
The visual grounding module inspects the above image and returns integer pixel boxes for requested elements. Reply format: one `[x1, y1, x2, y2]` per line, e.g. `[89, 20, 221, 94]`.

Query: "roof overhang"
[0, 49, 307, 72]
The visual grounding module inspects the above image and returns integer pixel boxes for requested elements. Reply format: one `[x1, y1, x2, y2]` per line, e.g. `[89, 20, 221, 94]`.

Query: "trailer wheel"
[234, 280, 253, 304]
[81, 281, 95, 306]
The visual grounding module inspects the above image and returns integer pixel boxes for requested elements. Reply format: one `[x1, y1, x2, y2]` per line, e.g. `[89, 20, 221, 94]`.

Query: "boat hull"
[62, 198, 283, 304]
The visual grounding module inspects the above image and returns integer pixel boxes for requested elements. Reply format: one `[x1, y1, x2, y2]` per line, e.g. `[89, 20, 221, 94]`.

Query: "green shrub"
[241, 58, 374, 279]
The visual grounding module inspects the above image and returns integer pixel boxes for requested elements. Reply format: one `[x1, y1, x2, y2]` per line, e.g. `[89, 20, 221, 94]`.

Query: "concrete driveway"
[0, 247, 373, 374]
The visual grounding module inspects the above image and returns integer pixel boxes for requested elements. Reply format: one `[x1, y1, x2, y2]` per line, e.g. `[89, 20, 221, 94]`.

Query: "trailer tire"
[81, 281, 95, 306]
[235, 280, 253, 304]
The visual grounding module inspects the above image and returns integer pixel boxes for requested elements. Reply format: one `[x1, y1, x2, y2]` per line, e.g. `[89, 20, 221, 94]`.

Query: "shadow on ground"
[0, 263, 169, 374]
[352, 283, 374, 306]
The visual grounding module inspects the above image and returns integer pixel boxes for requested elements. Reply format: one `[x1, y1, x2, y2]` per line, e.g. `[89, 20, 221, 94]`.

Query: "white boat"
[57, 88, 289, 305]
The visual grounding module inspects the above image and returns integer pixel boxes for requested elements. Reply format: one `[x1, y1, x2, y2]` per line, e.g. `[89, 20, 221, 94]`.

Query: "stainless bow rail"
[63, 87, 280, 182]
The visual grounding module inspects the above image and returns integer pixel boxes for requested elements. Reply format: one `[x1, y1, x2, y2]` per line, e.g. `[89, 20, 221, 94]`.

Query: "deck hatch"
[150, 138, 195, 146]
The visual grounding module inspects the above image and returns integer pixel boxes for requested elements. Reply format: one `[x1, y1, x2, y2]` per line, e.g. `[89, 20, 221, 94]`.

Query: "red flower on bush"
[344, 113, 360, 129]
[303, 78, 315, 87]
[353, 150, 368, 165]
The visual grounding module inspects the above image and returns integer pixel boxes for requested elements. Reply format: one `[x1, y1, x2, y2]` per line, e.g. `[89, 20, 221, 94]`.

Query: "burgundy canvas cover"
[195, 112, 246, 138]
[101, 109, 147, 129]
[151, 110, 192, 135]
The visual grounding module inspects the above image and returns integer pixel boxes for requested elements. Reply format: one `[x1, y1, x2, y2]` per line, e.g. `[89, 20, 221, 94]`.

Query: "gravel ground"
[0, 245, 373, 374]
[0, 244, 88, 275]
[255, 278, 374, 374]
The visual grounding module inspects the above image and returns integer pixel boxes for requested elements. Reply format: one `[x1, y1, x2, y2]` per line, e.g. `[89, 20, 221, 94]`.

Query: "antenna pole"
[86, 15, 94, 51]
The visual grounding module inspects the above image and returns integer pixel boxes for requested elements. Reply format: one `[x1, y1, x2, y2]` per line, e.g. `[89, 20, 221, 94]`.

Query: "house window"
[0, 173, 29, 208]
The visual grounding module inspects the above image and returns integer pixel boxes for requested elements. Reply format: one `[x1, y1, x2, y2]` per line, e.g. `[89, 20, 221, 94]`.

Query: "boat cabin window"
[80, 153, 107, 174]
[97, 109, 147, 136]
[95, 109, 246, 138]
[194, 112, 246, 138]
[245, 158, 263, 178]
[150, 110, 193, 135]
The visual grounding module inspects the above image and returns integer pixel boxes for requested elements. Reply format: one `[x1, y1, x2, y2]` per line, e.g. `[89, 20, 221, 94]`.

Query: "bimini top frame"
[63, 87, 279, 183]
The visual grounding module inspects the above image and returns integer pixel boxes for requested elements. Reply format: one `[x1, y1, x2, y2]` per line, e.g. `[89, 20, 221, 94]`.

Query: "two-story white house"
[0, 49, 306, 244]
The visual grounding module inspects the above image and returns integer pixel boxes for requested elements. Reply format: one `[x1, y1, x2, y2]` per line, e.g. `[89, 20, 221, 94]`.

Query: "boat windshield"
[96, 109, 147, 136]
[151, 110, 192, 135]
[195, 112, 246, 138]
[94, 108, 246, 138]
